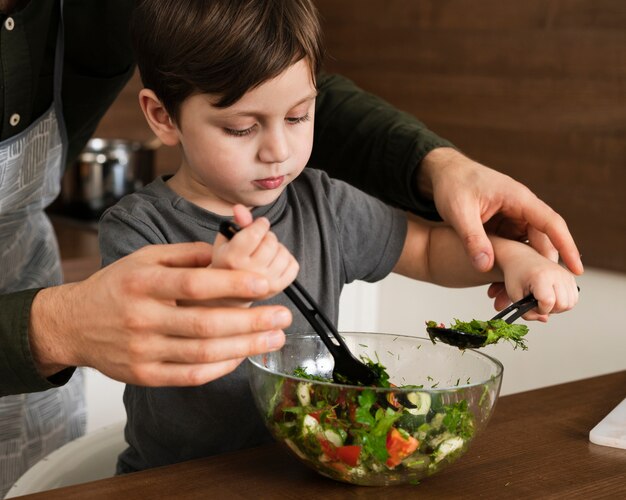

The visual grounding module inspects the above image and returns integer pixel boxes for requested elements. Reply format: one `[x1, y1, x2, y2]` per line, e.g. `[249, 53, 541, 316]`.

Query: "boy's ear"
[138, 89, 180, 146]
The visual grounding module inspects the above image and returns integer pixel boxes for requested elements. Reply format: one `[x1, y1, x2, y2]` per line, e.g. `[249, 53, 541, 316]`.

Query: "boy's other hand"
[212, 205, 299, 300]
[497, 243, 579, 322]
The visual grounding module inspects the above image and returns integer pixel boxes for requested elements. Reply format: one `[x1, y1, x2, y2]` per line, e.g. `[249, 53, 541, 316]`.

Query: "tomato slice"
[309, 410, 323, 422]
[336, 445, 361, 467]
[386, 428, 419, 468]
[318, 438, 338, 461]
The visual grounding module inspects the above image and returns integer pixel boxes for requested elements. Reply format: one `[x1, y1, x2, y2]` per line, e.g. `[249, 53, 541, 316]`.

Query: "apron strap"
[53, 0, 68, 172]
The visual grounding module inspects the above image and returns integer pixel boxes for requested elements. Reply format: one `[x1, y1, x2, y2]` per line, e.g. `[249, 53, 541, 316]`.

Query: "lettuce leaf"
[450, 318, 529, 350]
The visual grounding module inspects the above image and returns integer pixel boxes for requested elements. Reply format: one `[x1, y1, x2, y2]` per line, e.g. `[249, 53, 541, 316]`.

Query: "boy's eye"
[223, 113, 310, 136]
[286, 112, 310, 125]
[224, 125, 255, 137]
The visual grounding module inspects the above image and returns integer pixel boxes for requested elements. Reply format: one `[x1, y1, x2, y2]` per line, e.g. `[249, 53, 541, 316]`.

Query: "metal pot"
[57, 137, 159, 220]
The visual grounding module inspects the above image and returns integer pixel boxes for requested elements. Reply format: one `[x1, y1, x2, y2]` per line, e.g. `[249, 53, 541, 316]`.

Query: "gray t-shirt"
[99, 168, 407, 473]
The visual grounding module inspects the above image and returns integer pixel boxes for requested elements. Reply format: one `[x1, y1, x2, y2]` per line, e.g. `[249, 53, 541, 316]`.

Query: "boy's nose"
[258, 128, 289, 164]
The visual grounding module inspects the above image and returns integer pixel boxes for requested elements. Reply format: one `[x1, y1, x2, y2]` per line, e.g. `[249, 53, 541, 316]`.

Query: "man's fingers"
[157, 304, 292, 339]
[150, 329, 286, 365]
[131, 358, 246, 387]
[447, 201, 495, 272]
[522, 202, 583, 275]
[138, 266, 271, 301]
[141, 241, 214, 268]
[527, 226, 559, 263]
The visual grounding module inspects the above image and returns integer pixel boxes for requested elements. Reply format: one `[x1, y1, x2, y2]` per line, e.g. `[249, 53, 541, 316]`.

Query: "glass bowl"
[248, 332, 503, 486]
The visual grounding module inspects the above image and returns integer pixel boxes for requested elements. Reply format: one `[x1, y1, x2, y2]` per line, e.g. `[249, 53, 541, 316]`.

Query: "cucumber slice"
[406, 391, 431, 416]
[301, 414, 321, 436]
[296, 382, 312, 406]
[324, 429, 343, 447]
[396, 412, 427, 433]
[433, 437, 464, 463]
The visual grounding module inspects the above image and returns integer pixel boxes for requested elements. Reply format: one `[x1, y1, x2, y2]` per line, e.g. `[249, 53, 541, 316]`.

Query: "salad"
[266, 361, 477, 484]
[427, 319, 529, 350]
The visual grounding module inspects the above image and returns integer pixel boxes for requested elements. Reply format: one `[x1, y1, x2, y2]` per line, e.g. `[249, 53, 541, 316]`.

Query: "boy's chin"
[243, 189, 286, 208]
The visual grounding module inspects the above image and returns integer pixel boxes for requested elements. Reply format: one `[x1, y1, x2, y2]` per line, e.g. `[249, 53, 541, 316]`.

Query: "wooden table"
[15, 371, 625, 499]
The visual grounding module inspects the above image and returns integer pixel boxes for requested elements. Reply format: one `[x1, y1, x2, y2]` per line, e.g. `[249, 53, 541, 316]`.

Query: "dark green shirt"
[0, 2, 453, 396]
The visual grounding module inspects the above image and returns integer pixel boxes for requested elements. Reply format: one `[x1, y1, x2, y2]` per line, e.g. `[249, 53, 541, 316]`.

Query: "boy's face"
[171, 58, 317, 215]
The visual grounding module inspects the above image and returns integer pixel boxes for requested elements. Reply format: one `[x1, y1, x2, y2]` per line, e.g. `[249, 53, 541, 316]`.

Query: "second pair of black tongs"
[427, 284, 579, 349]
[218, 221, 379, 386]
[426, 293, 539, 348]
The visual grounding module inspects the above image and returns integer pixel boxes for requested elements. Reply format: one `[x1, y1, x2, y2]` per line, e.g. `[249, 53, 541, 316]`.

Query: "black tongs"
[427, 285, 579, 349]
[218, 221, 379, 386]
[426, 293, 539, 348]
[426, 294, 538, 349]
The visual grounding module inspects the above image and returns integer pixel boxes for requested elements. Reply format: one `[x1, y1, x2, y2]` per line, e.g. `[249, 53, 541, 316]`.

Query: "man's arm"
[0, 289, 75, 396]
[0, 245, 293, 397]
[418, 147, 583, 278]
[312, 73, 583, 279]
[312, 72, 453, 218]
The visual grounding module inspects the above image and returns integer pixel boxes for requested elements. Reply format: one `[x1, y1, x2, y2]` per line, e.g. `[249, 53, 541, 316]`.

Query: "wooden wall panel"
[93, 0, 625, 272]
[316, 0, 626, 272]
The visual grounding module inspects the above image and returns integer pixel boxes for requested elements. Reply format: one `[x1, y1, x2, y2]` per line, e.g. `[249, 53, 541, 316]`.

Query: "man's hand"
[418, 147, 583, 309]
[29, 242, 292, 386]
[419, 148, 584, 272]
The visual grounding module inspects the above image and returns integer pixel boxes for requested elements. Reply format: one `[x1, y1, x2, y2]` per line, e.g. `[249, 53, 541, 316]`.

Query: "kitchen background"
[54, 1, 625, 433]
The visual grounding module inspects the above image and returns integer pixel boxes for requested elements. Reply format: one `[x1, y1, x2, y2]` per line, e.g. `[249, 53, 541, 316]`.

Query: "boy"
[100, 0, 578, 473]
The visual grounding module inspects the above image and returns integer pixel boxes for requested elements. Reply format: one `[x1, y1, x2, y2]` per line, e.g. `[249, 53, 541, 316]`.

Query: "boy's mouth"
[254, 175, 285, 190]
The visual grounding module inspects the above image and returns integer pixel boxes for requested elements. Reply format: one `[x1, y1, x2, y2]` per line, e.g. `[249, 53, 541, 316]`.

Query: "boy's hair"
[131, 0, 324, 123]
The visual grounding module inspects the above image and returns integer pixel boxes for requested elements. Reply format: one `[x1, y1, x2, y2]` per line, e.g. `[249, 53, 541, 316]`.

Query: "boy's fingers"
[249, 231, 280, 267]
[487, 282, 505, 299]
[224, 217, 271, 258]
[233, 204, 254, 227]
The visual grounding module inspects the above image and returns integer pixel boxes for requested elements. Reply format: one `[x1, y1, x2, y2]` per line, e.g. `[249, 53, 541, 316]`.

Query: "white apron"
[0, 2, 86, 495]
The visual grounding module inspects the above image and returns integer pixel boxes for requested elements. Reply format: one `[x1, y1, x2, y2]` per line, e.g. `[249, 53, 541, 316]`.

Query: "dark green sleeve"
[62, 0, 137, 168]
[0, 289, 74, 396]
[311, 73, 455, 221]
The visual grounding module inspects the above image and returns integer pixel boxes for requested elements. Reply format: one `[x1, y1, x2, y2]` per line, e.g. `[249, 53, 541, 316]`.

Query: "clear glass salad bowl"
[248, 332, 503, 486]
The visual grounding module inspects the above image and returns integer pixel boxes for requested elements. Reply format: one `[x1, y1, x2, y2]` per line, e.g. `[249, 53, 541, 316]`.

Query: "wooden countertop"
[15, 371, 626, 499]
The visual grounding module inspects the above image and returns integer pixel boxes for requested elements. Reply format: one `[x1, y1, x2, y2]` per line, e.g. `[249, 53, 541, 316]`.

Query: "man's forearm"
[0, 288, 73, 396]
[312, 72, 454, 217]
[417, 147, 466, 201]
[29, 284, 80, 378]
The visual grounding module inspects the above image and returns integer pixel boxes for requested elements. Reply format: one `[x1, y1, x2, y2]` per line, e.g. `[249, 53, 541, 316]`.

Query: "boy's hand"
[211, 205, 299, 303]
[498, 246, 579, 322]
